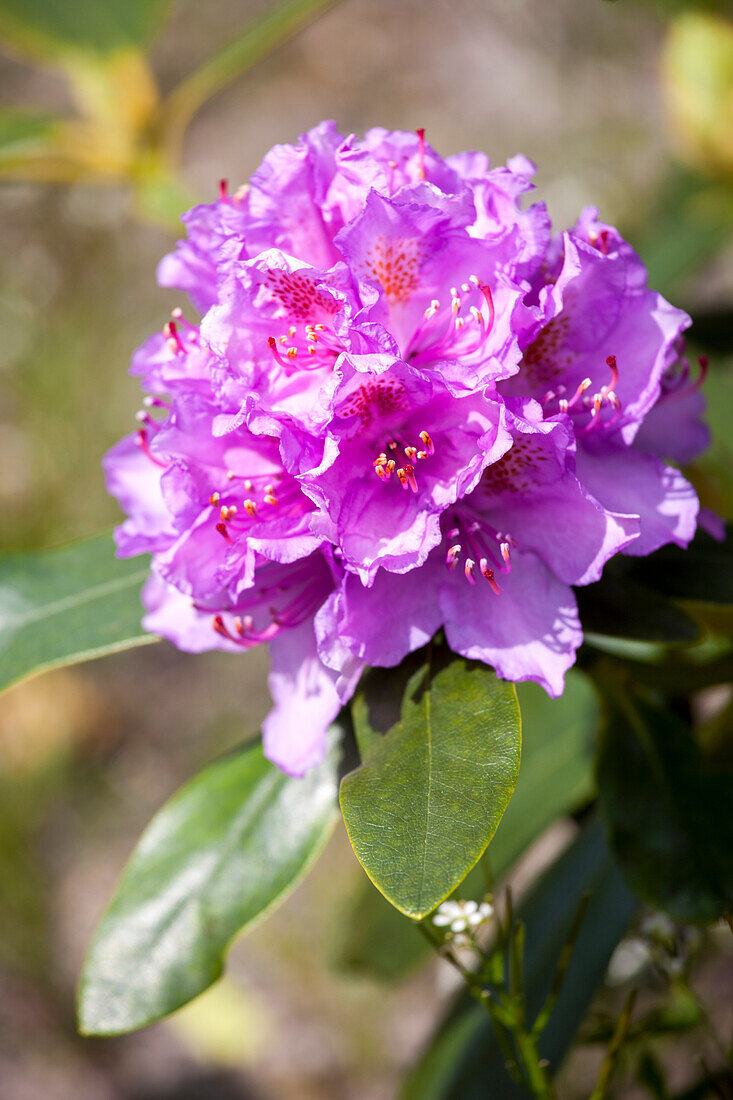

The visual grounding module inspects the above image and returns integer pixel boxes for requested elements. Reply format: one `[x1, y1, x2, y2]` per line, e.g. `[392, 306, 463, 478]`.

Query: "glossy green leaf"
[596, 688, 733, 923]
[0, 0, 173, 60]
[340, 648, 521, 919]
[401, 817, 636, 1100]
[0, 533, 155, 695]
[78, 733, 340, 1035]
[337, 672, 597, 979]
[627, 524, 733, 604]
[160, 0, 343, 154]
[576, 570, 701, 643]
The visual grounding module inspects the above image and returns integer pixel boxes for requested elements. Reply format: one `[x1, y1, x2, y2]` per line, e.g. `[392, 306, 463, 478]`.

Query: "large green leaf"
[0, 533, 155, 695]
[596, 688, 733, 923]
[340, 648, 521, 919]
[0, 0, 173, 60]
[78, 733, 340, 1035]
[400, 817, 636, 1100]
[337, 672, 598, 979]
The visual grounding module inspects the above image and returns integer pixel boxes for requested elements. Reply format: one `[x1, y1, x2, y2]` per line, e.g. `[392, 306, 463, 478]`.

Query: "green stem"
[589, 988, 637, 1100]
[513, 1029, 555, 1100]
[417, 923, 526, 1088]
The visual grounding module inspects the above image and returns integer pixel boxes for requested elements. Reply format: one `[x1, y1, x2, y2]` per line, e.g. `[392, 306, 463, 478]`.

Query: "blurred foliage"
[0, 0, 342, 224]
[662, 11, 733, 180]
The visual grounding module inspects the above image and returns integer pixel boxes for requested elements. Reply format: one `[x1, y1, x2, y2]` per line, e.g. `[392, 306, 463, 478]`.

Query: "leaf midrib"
[0, 566, 149, 630]
[416, 655, 434, 914]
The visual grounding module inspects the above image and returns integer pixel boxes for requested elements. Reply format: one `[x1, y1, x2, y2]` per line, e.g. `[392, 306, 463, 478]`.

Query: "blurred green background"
[0, 1, 731, 1097]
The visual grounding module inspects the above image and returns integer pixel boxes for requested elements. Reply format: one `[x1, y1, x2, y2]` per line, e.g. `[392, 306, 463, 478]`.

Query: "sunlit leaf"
[78, 732, 340, 1035]
[337, 672, 597, 979]
[0, 533, 155, 695]
[340, 647, 521, 919]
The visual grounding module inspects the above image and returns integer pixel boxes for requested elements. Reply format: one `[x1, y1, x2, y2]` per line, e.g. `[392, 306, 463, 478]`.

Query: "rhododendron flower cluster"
[104, 123, 707, 775]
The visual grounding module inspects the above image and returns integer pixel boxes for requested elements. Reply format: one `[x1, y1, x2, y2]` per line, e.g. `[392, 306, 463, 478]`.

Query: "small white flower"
[641, 912, 675, 940]
[433, 898, 494, 934]
[433, 900, 463, 927]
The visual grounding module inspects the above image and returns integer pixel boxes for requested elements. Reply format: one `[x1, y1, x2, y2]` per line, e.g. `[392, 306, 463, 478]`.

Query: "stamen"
[464, 558, 476, 584]
[135, 428, 167, 468]
[479, 285, 495, 334]
[446, 544, 461, 570]
[481, 565, 501, 595]
[163, 320, 185, 355]
[267, 336, 295, 371]
[416, 128, 426, 180]
[243, 499, 257, 517]
[604, 354, 619, 394]
[397, 465, 418, 493]
[419, 430, 434, 455]
[559, 377, 591, 414]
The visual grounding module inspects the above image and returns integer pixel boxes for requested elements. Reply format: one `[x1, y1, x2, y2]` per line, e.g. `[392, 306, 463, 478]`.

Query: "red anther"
[219, 179, 229, 201]
[416, 128, 426, 180]
[267, 336, 291, 370]
[480, 284, 495, 335]
[482, 566, 501, 595]
[598, 229, 609, 255]
[696, 355, 709, 389]
[605, 354, 619, 393]
[403, 464, 418, 493]
[215, 521, 231, 542]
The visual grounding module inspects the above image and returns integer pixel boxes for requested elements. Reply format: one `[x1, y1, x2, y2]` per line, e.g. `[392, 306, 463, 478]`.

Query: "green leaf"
[627, 524, 733, 604]
[0, 533, 155, 695]
[400, 817, 636, 1100]
[596, 688, 733, 923]
[159, 0, 343, 155]
[576, 570, 702, 644]
[340, 647, 521, 919]
[0, 108, 60, 158]
[0, 0, 173, 60]
[337, 672, 597, 979]
[78, 733, 340, 1035]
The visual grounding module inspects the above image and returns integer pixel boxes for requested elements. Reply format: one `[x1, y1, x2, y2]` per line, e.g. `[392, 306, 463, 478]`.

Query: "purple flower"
[104, 123, 708, 774]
